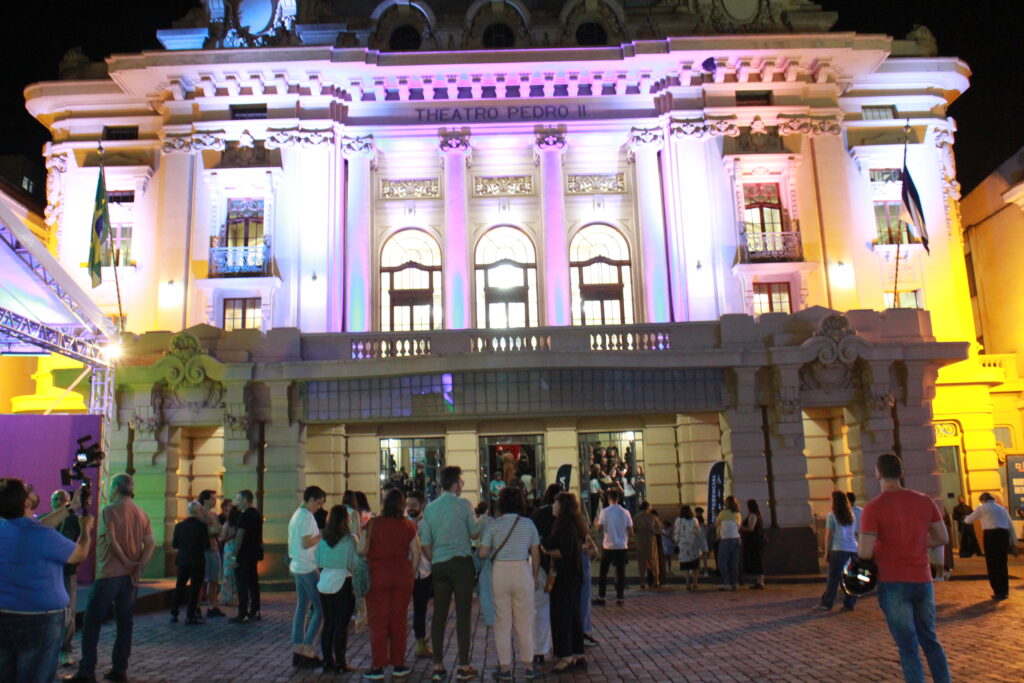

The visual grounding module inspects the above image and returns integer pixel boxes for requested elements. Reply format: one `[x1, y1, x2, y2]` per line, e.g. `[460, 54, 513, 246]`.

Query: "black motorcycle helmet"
[841, 556, 879, 596]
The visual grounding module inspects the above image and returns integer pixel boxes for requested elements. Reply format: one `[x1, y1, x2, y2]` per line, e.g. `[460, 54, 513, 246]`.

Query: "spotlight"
[102, 342, 122, 362]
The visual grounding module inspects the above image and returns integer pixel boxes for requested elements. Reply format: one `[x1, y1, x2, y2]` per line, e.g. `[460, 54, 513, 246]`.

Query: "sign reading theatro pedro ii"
[345, 100, 654, 124]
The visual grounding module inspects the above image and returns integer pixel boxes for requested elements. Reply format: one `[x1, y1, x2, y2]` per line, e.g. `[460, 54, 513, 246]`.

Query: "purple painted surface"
[0, 414, 103, 583]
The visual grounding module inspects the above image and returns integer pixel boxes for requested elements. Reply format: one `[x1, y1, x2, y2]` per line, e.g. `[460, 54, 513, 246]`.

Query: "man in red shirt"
[859, 454, 950, 683]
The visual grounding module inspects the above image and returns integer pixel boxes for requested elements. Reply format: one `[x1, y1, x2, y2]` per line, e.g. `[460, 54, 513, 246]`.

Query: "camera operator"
[0, 478, 94, 683]
[51, 489, 83, 669]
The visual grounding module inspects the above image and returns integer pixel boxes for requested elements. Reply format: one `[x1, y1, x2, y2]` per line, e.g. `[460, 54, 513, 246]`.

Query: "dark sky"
[1, 0, 1020, 193]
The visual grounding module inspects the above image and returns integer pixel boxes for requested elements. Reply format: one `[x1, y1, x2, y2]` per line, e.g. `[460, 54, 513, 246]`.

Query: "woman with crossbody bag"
[479, 487, 543, 681]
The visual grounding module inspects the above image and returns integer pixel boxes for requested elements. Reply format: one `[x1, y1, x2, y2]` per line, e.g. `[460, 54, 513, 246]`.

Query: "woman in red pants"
[358, 488, 420, 680]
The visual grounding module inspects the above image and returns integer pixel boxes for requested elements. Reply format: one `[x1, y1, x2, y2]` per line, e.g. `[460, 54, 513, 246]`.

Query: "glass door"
[380, 437, 445, 502]
[579, 431, 645, 520]
[478, 435, 545, 512]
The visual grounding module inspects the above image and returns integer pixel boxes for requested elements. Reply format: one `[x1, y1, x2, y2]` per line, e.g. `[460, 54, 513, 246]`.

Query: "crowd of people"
[3, 451, 1022, 683]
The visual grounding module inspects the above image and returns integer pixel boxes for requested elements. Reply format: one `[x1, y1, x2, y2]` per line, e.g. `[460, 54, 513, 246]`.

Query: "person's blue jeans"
[718, 538, 741, 587]
[877, 582, 950, 683]
[78, 575, 137, 678]
[291, 571, 322, 646]
[820, 550, 857, 609]
[0, 610, 62, 683]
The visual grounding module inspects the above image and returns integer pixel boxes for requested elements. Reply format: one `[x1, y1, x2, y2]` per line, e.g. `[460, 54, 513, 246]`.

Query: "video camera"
[60, 434, 104, 510]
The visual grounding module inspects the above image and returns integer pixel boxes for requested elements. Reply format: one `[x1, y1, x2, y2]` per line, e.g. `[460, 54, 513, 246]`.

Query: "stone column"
[328, 131, 346, 332]
[676, 413, 722, 507]
[535, 132, 571, 326]
[901, 361, 943, 497]
[768, 365, 814, 528]
[260, 380, 305, 573]
[544, 419, 578, 493]
[642, 419, 680, 509]
[341, 136, 376, 332]
[440, 133, 472, 329]
[445, 424, 481, 507]
[844, 359, 898, 500]
[628, 127, 671, 323]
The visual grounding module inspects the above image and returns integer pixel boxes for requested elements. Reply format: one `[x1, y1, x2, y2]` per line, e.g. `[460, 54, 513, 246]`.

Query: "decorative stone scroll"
[798, 314, 868, 392]
[473, 175, 534, 197]
[628, 126, 665, 152]
[777, 114, 842, 137]
[161, 129, 227, 153]
[565, 173, 626, 194]
[438, 133, 471, 154]
[341, 135, 376, 159]
[43, 151, 68, 228]
[535, 132, 566, 151]
[150, 332, 226, 414]
[670, 117, 741, 139]
[380, 178, 441, 200]
[265, 127, 336, 149]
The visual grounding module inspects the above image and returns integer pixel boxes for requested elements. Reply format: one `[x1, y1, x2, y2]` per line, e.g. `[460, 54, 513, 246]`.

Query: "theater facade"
[23, 0, 1000, 573]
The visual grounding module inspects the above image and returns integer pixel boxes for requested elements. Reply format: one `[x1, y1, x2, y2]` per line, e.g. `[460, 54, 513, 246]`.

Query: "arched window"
[569, 224, 633, 326]
[475, 226, 538, 329]
[575, 22, 608, 46]
[388, 25, 422, 51]
[482, 23, 515, 48]
[380, 229, 442, 331]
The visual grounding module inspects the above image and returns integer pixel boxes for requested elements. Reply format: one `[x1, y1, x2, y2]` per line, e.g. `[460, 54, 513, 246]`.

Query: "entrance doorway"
[478, 435, 545, 511]
[379, 437, 445, 502]
[578, 430, 645, 520]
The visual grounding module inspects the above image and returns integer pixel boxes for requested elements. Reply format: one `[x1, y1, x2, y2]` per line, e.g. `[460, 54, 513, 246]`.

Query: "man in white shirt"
[964, 492, 1018, 600]
[288, 486, 325, 667]
[593, 488, 633, 605]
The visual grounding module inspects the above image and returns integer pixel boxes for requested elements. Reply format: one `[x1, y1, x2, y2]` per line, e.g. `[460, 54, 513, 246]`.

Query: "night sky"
[1, 0, 1020, 193]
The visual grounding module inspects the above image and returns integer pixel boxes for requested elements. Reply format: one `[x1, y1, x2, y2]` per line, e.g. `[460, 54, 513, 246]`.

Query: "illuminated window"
[862, 105, 897, 120]
[380, 229, 442, 331]
[743, 183, 784, 233]
[102, 191, 135, 266]
[883, 290, 921, 309]
[475, 226, 537, 329]
[753, 282, 791, 315]
[225, 198, 264, 247]
[874, 201, 911, 244]
[223, 297, 262, 331]
[569, 224, 633, 326]
[388, 25, 422, 51]
[482, 24, 515, 48]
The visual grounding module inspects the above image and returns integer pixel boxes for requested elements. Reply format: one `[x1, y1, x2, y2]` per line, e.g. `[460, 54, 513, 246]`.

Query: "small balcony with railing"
[208, 236, 272, 277]
[740, 230, 804, 263]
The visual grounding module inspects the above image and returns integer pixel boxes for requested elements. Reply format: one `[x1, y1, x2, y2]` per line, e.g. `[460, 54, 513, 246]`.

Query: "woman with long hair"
[316, 505, 359, 672]
[674, 505, 707, 591]
[542, 492, 587, 674]
[358, 489, 420, 679]
[479, 487, 543, 681]
[817, 491, 859, 611]
[715, 496, 742, 591]
[219, 506, 241, 606]
[354, 491, 373, 531]
[742, 499, 766, 589]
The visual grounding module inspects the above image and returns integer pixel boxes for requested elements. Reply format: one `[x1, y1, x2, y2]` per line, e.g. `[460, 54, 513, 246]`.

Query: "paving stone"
[59, 578, 1024, 682]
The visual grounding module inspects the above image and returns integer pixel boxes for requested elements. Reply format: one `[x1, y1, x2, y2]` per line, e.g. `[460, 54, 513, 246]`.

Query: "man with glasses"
[420, 466, 480, 681]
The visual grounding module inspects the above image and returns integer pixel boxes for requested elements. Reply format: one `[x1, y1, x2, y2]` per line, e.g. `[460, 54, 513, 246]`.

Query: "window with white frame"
[753, 282, 792, 315]
[475, 226, 538, 329]
[103, 190, 135, 266]
[873, 200, 911, 245]
[224, 198, 264, 247]
[380, 229, 442, 332]
[223, 297, 262, 331]
[862, 105, 897, 120]
[743, 183, 784, 234]
[569, 224, 633, 326]
[883, 290, 921, 309]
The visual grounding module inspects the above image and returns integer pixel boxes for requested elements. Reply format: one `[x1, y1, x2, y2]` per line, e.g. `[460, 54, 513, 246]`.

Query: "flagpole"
[98, 142, 126, 334]
[892, 121, 912, 308]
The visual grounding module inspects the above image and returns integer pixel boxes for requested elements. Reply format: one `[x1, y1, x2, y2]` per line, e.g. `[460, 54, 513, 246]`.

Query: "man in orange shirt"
[859, 454, 949, 683]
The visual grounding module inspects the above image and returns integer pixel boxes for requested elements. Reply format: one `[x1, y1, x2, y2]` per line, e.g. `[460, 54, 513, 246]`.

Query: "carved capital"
[439, 133, 471, 154]
[777, 114, 812, 136]
[266, 126, 336, 149]
[341, 135, 377, 160]
[706, 117, 741, 138]
[669, 118, 708, 138]
[809, 117, 842, 137]
[161, 134, 193, 154]
[192, 129, 227, 151]
[628, 126, 664, 153]
[535, 132, 567, 152]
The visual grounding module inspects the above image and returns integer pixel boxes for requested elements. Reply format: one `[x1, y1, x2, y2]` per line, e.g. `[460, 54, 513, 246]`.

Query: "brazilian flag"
[88, 166, 110, 287]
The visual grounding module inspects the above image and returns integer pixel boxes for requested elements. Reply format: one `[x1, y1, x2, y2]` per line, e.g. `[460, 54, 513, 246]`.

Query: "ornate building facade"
[22, 0, 997, 573]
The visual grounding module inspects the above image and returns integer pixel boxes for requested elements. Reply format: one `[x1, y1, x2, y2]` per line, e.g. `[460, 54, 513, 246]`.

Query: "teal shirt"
[420, 492, 477, 564]
[315, 534, 358, 571]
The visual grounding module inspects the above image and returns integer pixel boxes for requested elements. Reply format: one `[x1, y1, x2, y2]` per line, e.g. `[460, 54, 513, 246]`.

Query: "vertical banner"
[556, 464, 573, 493]
[707, 460, 726, 525]
[1006, 456, 1024, 520]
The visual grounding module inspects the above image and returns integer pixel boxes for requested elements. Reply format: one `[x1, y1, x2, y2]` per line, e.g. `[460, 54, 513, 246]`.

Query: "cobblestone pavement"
[60, 576, 1024, 682]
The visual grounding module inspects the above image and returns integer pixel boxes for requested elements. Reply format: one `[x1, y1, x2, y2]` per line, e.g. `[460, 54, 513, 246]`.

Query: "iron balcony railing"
[741, 230, 803, 263]
[208, 237, 271, 277]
